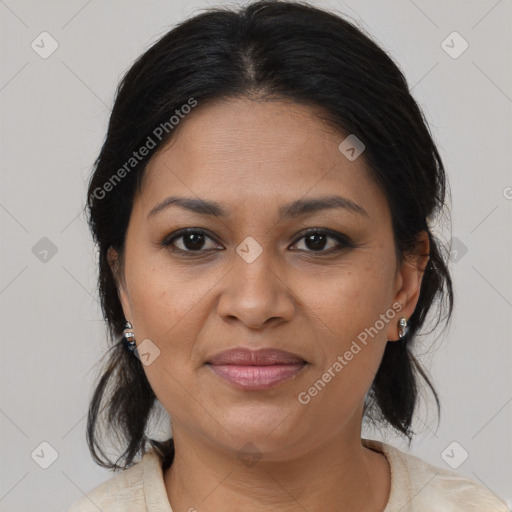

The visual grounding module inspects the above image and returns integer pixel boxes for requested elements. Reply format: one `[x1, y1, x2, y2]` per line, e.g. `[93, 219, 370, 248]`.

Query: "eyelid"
[161, 228, 222, 249]
[161, 227, 354, 255]
[290, 227, 354, 248]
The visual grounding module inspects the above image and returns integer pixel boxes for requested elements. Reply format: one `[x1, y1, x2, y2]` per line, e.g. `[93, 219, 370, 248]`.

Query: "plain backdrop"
[0, 1, 511, 510]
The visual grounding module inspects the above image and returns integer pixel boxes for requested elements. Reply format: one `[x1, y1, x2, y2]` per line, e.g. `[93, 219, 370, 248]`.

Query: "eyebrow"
[147, 194, 368, 220]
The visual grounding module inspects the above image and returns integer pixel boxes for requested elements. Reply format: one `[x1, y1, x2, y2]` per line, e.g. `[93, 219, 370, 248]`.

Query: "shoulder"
[362, 438, 510, 512]
[65, 451, 159, 512]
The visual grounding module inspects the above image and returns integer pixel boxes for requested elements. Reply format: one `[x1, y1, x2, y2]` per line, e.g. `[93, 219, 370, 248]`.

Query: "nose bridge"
[216, 235, 295, 327]
[233, 232, 279, 295]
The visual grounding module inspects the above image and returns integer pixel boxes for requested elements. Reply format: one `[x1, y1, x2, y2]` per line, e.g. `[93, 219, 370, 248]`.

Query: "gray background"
[0, 0, 511, 510]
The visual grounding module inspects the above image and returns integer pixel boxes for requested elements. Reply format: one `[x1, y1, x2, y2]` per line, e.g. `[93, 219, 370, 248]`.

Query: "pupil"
[306, 233, 326, 251]
[184, 233, 205, 250]
[181, 233, 328, 251]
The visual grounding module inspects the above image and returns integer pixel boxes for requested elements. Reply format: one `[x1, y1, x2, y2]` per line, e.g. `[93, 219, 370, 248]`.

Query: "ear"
[107, 246, 133, 323]
[386, 231, 430, 341]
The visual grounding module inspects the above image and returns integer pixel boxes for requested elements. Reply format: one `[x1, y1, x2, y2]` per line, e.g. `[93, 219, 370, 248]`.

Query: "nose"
[216, 248, 296, 330]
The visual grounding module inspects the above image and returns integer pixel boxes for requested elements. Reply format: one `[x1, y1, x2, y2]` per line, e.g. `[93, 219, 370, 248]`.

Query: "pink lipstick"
[206, 347, 307, 390]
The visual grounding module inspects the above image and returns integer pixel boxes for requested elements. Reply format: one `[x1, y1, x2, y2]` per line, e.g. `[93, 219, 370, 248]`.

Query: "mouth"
[205, 347, 308, 391]
[206, 362, 307, 390]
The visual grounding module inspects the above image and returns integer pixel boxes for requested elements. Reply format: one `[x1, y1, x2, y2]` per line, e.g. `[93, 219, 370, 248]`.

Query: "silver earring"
[397, 317, 408, 340]
[122, 321, 137, 353]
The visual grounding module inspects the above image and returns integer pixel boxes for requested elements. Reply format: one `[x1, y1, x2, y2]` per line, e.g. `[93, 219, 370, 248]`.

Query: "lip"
[207, 363, 307, 390]
[206, 347, 306, 366]
[206, 347, 307, 390]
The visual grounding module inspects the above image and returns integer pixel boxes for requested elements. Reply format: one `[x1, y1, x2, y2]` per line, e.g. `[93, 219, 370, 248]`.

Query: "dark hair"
[85, 0, 453, 471]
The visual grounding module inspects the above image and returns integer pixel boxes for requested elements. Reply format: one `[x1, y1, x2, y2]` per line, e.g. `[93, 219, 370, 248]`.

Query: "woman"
[67, 1, 509, 510]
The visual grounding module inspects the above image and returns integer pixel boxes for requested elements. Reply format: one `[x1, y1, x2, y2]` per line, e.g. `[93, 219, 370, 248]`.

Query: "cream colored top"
[66, 438, 510, 512]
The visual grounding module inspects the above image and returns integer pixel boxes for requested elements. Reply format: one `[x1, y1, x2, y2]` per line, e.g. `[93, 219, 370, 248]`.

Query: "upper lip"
[206, 347, 306, 366]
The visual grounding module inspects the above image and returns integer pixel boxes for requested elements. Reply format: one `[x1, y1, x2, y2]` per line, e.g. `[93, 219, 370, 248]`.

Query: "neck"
[163, 422, 390, 512]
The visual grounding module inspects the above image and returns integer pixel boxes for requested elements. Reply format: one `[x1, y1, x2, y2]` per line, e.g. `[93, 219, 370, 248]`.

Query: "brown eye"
[290, 229, 353, 254]
[162, 228, 222, 253]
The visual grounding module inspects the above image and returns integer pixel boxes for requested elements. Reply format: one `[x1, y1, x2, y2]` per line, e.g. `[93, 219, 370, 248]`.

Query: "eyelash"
[160, 227, 354, 256]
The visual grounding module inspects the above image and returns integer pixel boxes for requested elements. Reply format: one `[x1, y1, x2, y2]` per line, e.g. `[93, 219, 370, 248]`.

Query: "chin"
[205, 408, 303, 453]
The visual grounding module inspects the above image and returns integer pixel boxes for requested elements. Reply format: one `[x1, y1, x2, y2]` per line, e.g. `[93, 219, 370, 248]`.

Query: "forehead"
[137, 97, 385, 218]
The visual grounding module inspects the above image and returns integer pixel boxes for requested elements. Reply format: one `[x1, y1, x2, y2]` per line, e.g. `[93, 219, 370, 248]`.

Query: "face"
[110, 97, 428, 460]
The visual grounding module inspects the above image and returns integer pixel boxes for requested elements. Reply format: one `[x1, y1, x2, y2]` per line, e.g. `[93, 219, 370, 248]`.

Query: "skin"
[109, 97, 429, 512]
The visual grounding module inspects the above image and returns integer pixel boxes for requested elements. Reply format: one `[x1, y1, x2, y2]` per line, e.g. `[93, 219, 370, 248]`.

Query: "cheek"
[304, 256, 396, 344]
[126, 261, 211, 420]
[124, 253, 226, 400]
[298, 253, 396, 407]
[126, 255, 214, 339]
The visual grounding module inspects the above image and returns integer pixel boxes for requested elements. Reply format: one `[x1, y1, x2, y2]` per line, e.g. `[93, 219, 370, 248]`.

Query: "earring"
[122, 321, 137, 353]
[397, 317, 408, 341]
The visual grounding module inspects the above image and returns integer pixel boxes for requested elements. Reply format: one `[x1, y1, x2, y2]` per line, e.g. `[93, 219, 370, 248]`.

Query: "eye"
[161, 228, 222, 253]
[161, 227, 353, 256]
[290, 228, 352, 254]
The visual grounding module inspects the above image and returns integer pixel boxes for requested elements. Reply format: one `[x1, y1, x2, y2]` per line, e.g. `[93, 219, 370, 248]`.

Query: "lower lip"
[206, 363, 307, 390]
